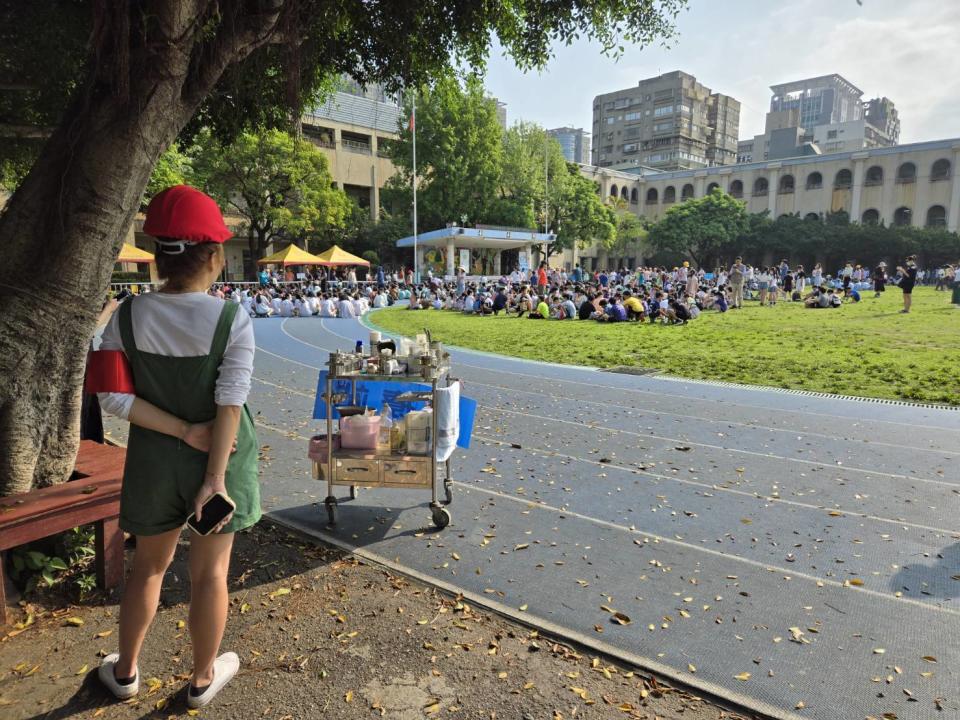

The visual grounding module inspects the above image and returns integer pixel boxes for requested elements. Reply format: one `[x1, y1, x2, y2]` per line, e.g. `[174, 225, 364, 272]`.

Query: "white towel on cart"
[433, 381, 460, 462]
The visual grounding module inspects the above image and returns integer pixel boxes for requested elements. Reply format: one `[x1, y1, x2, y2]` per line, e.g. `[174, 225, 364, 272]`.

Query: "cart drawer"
[382, 459, 431, 487]
[334, 458, 380, 485]
[313, 462, 329, 481]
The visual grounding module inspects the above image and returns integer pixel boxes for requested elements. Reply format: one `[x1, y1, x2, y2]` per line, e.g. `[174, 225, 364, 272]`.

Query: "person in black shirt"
[577, 292, 596, 320]
[492, 287, 508, 315]
[896, 255, 918, 313]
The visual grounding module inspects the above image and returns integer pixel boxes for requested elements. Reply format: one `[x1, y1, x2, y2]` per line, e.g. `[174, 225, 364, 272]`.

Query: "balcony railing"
[895, 176, 915, 184]
[342, 139, 372, 154]
[753, 188, 768, 197]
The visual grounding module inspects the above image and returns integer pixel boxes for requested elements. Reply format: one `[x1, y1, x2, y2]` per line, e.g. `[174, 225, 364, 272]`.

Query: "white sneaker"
[187, 652, 239, 709]
[98, 653, 139, 699]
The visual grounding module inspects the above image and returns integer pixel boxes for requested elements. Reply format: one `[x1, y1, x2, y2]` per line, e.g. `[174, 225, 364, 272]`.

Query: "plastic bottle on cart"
[379, 403, 393, 448]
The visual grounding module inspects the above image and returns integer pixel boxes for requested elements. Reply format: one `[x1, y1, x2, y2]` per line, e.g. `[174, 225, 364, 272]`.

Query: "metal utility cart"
[314, 348, 454, 529]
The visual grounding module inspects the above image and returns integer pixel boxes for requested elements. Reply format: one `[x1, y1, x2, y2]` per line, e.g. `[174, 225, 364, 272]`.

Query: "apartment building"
[591, 71, 741, 171]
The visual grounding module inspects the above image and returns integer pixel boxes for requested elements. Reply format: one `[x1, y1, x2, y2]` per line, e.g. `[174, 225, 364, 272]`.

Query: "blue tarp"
[313, 371, 476, 449]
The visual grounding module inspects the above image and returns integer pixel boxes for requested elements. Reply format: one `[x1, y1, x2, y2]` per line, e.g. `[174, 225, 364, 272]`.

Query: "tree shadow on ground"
[889, 541, 960, 600]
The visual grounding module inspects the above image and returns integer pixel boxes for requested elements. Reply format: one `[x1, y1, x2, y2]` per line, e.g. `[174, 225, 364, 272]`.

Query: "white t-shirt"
[280, 299, 295, 317]
[98, 293, 254, 419]
[338, 299, 357, 318]
[271, 297, 282, 314]
[319, 298, 337, 317]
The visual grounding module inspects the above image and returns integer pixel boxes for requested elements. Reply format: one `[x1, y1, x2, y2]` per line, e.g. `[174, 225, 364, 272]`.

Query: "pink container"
[308, 434, 340, 461]
[340, 415, 381, 450]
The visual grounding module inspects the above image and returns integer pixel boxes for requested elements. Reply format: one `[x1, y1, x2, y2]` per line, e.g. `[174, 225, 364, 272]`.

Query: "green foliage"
[190, 127, 351, 275]
[144, 144, 192, 205]
[385, 77, 614, 253]
[372, 287, 960, 405]
[10, 525, 97, 595]
[385, 73, 505, 229]
[647, 188, 749, 266]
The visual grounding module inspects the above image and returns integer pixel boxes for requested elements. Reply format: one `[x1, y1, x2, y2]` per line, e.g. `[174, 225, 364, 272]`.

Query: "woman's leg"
[188, 532, 235, 687]
[115, 528, 181, 678]
[904, 292, 912, 312]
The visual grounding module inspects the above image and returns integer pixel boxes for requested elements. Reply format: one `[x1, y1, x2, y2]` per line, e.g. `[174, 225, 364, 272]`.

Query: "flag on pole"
[408, 113, 415, 131]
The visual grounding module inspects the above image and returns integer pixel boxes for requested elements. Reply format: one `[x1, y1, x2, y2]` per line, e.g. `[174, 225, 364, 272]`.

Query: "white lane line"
[249, 375, 958, 536]
[262, 326, 958, 489]
[253, 420, 960, 619]
[354, 313, 960, 433]
[475, 405, 959, 490]
[470, 433, 959, 536]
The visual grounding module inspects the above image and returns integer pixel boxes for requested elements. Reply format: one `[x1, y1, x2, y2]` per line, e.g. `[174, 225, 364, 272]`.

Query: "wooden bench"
[0, 440, 125, 623]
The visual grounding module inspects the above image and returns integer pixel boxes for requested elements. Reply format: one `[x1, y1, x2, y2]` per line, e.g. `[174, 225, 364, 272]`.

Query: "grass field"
[370, 287, 960, 405]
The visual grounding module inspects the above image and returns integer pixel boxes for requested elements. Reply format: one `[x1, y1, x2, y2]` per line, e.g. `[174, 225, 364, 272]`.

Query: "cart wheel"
[349, 485, 358, 500]
[443, 482, 453, 505]
[325, 497, 337, 525]
[431, 506, 451, 529]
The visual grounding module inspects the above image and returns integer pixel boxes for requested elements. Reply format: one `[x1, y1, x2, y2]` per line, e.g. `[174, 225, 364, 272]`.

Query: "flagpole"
[411, 93, 418, 284]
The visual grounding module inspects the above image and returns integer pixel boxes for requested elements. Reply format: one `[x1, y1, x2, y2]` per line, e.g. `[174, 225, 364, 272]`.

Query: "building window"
[729, 179, 743, 198]
[893, 206, 912, 226]
[931, 159, 951, 181]
[804, 212, 821, 222]
[621, 186, 629, 200]
[864, 165, 883, 186]
[753, 177, 768, 196]
[609, 184, 618, 198]
[707, 182, 719, 194]
[646, 188, 659, 205]
[896, 162, 916, 183]
[630, 188, 639, 204]
[653, 105, 674, 117]
[806, 172, 823, 190]
[606, 117, 615, 125]
[834, 169, 853, 188]
[624, 111, 642, 121]
[861, 209, 880, 225]
[778, 174, 795, 194]
[603, 101, 614, 110]
[926, 205, 947, 227]
[827, 130, 838, 139]
[681, 183, 694, 200]
[663, 186, 677, 203]
[623, 143, 638, 154]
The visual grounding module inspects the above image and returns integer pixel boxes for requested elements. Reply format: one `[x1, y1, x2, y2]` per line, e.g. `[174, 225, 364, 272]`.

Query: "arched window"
[806, 172, 823, 190]
[646, 187, 659, 205]
[664, 186, 676, 203]
[630, 188, 638, 204]
[707, 182, 719, 194]
[926, 205, 947, 227]
[779, 174, 795, 193]
[804, 212, 821, 222]
[753, 177, 768, 196]
[681, 183, 694, 200]
[610, 184, 618, 197]
[861, 209, 880, 225]
[729, 179, 743, 198]
[865, 166, 883, 186]
[621, 186, 629, 200]
[893, 207, 912, 226]
[896, 162, 916, 183]
[931, 159, 951, 181]
[834, 169, 853, 188]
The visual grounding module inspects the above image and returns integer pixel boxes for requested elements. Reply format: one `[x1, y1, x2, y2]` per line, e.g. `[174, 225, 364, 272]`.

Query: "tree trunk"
[0, 1, 283, 494]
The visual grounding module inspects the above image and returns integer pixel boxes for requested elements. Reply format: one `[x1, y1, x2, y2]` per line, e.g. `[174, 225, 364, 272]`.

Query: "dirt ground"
[0, 522, 757, 720]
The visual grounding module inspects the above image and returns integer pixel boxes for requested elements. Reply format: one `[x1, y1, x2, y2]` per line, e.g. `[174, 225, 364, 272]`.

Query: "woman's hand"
[182, 422, 237, 454]
[192, 473, 234, 534]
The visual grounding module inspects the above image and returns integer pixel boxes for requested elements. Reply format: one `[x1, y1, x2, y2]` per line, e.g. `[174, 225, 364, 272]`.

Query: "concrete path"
[246, 313, 960, 720]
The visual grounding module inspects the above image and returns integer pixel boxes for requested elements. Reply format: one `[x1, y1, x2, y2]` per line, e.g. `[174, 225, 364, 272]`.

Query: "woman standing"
[896, 255, 918, 313]
[96, 186, 260, 708]
[811, 263, 823, 289]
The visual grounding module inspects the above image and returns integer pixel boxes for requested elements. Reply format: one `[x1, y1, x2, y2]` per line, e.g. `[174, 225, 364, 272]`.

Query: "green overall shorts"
[118, 298, 261, 536]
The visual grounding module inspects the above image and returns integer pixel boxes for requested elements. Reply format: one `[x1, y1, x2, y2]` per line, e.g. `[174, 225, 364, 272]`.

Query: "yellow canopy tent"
[257, 244, 325, 266]
[117, 243, 155, 263]
[314, 244, 371, 267]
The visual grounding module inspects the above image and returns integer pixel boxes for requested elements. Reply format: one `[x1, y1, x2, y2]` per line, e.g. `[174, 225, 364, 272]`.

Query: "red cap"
[143, 185, 232, 244]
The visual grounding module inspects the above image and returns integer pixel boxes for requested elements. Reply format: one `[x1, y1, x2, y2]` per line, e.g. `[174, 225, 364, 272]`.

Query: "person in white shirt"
[351, 296, 363, 316]
[294, 296, 312, 317]
[373, 292, 388, 308]
[279, 296, 294, 317]
[239, 292, 253, 316]
[305, 294, 320, 315]
[318, 295, 337, 317]
[338, 295, 357, 319]
[270, 295, 282, 315]
[254, 294, 272, 317]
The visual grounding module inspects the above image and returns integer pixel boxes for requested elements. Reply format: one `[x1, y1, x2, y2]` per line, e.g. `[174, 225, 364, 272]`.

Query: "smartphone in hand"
[186, 492, 236, 535]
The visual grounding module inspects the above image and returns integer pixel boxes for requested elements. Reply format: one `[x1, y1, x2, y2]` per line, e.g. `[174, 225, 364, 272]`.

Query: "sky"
[483, 0, 960, 145]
